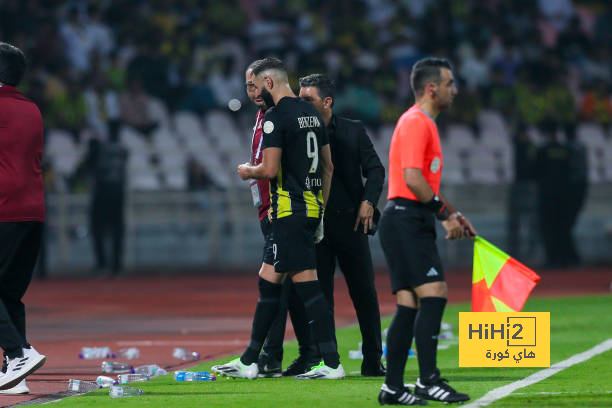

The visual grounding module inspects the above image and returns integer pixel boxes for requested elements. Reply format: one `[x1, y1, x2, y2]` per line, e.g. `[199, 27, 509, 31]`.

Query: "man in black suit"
[299, 74, 386, 376]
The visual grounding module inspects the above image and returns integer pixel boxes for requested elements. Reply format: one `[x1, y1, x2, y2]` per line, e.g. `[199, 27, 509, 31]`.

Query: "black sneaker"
[379, 384, 428, 406]
[282, 356, 320, 376]
[257, 355, 282, 378]
[414, 373, 470, 403]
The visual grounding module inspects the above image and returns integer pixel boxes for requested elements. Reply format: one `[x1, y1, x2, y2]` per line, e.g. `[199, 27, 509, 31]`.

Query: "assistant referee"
[377, 58, 476, 405]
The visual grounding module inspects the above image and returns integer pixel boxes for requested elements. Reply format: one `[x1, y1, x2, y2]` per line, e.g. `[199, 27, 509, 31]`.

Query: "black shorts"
[378, 198, 444, 293]
[272, 216, 319, 273]
[260, 218, 275, 265]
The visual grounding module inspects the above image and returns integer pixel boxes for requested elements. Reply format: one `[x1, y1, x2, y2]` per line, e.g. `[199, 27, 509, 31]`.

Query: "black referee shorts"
[272, 216, 319, 273]
[260, 217, 275, 266]
[379, 198, 444, 293]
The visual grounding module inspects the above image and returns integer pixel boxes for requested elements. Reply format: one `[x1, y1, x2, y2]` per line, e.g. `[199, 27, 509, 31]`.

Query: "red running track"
[1, 267, 610, 407]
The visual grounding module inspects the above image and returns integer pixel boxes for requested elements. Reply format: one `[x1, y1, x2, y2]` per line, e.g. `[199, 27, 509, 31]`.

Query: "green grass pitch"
[54, 294, 612, 407]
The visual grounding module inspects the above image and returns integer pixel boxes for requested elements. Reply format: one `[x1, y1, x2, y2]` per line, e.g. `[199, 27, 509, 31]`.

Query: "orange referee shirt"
[387, 105, 443, 201]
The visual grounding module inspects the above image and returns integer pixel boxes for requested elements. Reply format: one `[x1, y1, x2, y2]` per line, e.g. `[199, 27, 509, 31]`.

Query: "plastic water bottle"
[109, 385, 143, 398]
[439, 331, 454, 340]
[67, 379, 101, 393]
[349, 341, 364, 359]
[441, 321, 453, 330]
[79, 346, 115, 359]
[118, 347, 140, 360]
[172, 347, 200, 360]
[96, 376, 117, 387]
[118, 373, 150, 384]
[174, 371, 216, 381]
[101, 361, 134, 373]
[135, 364, 167, 377]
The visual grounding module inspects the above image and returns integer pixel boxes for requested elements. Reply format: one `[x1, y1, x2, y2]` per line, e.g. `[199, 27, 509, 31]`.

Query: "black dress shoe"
[362, 360, 386, 376]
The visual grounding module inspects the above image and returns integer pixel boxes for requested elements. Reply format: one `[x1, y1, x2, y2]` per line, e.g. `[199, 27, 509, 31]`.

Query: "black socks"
[415, 297, 447, 382]
[293, 280, 340, 368]
[384, 304, 418, 388]
[241, 278, 282, 365]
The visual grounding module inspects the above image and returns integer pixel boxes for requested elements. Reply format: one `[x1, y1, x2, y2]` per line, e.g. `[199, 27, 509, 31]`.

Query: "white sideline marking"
[512, 390, 612, 396]
[463, 338, 612, 408]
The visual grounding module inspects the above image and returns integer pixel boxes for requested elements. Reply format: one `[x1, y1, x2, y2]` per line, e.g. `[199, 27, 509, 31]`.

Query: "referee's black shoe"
[414, 371, 470, 403]
[379, 384, 428, 405]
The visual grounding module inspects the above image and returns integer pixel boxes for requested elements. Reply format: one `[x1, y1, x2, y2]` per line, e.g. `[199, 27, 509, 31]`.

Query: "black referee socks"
[385, 304, 418, 388]
[241, 278, 282, 365]
[293, 280, 340, 369]
[414, 297, 447, 382]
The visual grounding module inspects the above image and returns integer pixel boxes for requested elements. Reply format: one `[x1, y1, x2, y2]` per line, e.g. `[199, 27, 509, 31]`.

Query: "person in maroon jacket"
[0, 42, 47, 393]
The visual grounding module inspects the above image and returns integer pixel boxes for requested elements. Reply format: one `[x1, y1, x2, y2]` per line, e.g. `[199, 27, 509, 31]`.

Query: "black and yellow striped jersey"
[261, 96, 329, 220]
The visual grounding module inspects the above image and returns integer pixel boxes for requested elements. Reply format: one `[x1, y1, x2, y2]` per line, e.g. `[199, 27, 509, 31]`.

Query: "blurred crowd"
[3, 0, 611, 131]
[1, 0, 611, 196]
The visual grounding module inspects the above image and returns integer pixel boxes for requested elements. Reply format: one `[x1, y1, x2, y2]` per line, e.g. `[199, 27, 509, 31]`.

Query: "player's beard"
[260, 87, 275, 108]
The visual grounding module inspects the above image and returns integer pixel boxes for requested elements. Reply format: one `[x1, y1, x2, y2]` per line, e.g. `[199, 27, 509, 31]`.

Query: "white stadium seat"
[445, 124, 475, 151]
[202, 110, 242, 152]
[163, 169, 188, 190]
[46, 129, 82, 177]
[577, 123, 606, 149]
[129, 172, 161, 191]
[148, 97, 171, 130]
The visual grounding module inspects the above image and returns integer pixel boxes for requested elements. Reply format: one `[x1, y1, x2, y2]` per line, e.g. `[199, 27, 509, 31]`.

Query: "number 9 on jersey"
[306, 131, 319, 173]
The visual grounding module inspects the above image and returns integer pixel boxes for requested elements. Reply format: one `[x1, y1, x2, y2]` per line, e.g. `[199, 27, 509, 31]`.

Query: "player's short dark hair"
[0, 42, 26, 86]
[299, 74, 335, 106]
[410, 57, 453, 96]
[249, 57, 286, 76]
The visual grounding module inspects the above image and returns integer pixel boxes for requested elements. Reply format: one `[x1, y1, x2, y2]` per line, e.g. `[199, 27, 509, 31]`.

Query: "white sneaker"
[294, 362, 345, 379]
[0, 347, 46, 390]
[0, 379, 29, 394]
[211, 358, 258, 379]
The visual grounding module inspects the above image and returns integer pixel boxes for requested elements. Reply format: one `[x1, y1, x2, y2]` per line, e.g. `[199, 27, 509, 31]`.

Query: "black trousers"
[262, 211, 383, 363]
[315, 210, 383, 363]
[261, 278, 317, 362]
[91, 187, 125, 273]
[0, 222, 43, 358]
[538, 190, 574, 267]
[565, 183, 587, 265]
[507, 182, 538, 262]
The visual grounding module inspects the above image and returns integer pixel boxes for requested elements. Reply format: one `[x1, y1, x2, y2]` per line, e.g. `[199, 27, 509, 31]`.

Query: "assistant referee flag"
[471, 237, 540, 312]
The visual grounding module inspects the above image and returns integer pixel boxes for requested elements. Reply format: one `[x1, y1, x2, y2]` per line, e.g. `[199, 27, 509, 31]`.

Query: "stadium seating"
[44, 109, 612, 191]
[202, 110, 243, 152]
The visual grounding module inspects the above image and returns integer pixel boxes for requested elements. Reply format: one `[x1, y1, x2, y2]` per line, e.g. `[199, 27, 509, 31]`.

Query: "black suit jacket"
[326, 115, 385, 213]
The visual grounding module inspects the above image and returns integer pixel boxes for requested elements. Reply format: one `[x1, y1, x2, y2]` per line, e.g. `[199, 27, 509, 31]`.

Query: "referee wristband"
[424, 195, 452, 221]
